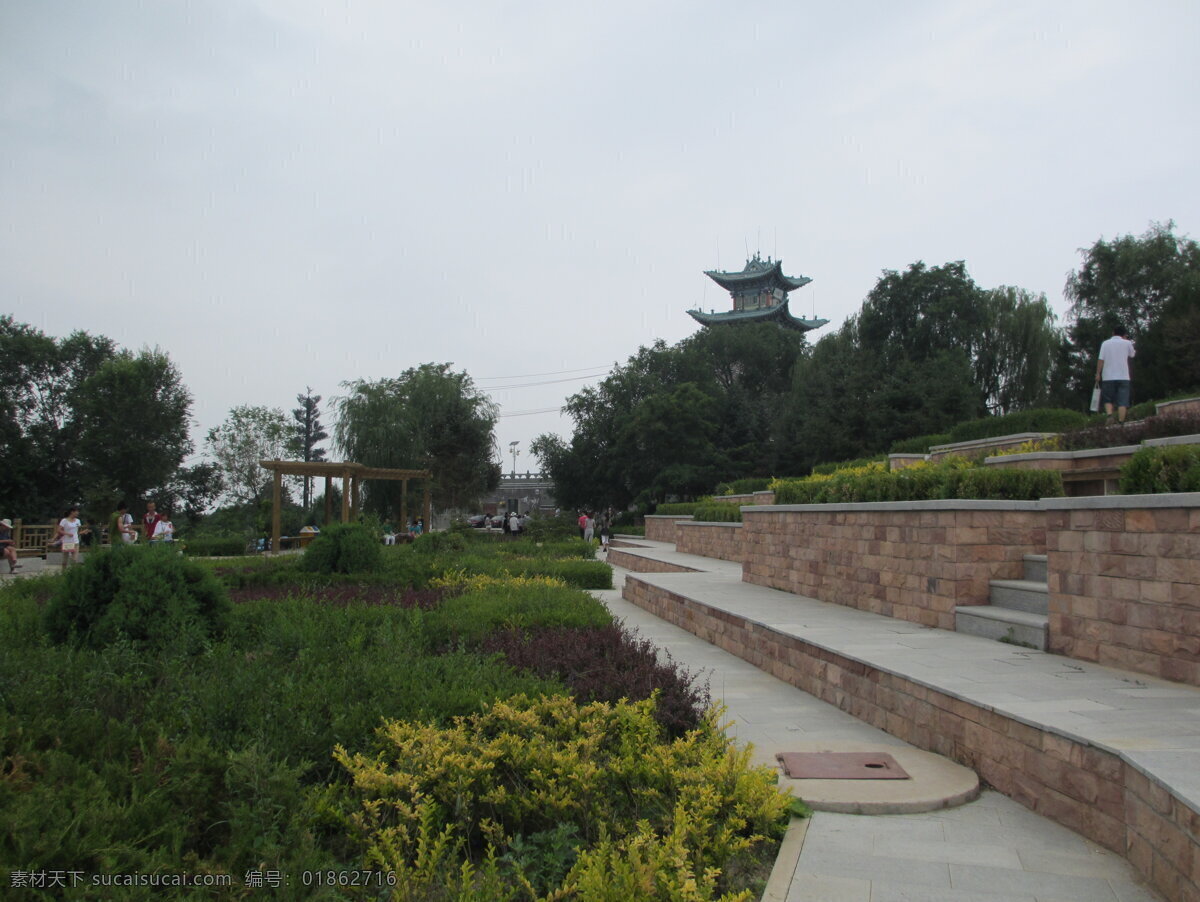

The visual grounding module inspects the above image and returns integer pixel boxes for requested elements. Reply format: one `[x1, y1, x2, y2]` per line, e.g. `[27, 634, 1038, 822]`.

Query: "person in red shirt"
[142, 501, 162, 543]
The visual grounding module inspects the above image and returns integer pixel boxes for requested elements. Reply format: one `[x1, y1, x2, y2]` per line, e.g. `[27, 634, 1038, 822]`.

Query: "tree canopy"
[333, 364, 499, 514]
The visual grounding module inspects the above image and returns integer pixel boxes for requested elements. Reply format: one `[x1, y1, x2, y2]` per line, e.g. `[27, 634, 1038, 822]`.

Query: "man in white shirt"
[1095, 325, 1136, 423]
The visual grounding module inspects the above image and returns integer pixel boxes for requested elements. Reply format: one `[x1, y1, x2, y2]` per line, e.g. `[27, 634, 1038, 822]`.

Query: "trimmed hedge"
[890, 432, 951, 454]
[1120, 445, 1200, 494]
[183, 535, 248, 557]
[811, 456, 887, 476]
[653, 502, 701, 516]
[946, 408, 1090, 443]
[774, 465, 1063, 504]
[714, 477, 771, 495]
[690, 503, 743, 522]
[299, 521, 382, 574]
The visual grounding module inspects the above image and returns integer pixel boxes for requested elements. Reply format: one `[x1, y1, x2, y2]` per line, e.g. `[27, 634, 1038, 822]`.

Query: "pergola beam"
[258, 459, 433, 554]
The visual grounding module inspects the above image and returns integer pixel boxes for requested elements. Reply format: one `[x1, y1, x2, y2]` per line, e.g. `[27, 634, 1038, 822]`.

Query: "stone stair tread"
[1023, 554, 1048, 562]
[954, 605, 1047, 627]
[989, 578, 1048, 593]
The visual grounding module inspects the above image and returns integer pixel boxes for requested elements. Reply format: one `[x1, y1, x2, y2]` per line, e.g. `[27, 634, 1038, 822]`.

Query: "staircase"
[954, 555, 1048, 650]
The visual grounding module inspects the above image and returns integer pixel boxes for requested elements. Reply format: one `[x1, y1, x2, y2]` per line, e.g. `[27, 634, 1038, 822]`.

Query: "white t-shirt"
[120, 512, 135, 542]
[1098, 335, 1135, 381]
[59, 517, 81, 548]
[152, 520, 174, 541]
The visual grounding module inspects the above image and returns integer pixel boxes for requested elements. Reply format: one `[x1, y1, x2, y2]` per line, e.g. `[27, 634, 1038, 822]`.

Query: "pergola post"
[350, 476, 360, 520]
[323, 475, 332, 525]
[340, 471, 351, 522]
[423, 479, 432, 530]
[401, 480, 408, 529]
[271, 468, 282, 555]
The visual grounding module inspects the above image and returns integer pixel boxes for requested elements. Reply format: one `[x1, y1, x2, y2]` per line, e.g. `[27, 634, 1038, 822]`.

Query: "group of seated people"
[382, 519, 423, 545]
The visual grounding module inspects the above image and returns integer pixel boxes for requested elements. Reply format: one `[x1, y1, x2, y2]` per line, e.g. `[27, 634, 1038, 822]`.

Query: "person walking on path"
[599, 521, 611, 552]
[0, 518, 20, 573]
[53, 506, 84, 569]
[1096, 324, 1136, 423]
[142, 501, 162, 543]
[582, 511, 595, 544]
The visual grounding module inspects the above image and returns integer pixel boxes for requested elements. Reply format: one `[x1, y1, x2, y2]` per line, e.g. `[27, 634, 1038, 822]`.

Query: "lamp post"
[508, 441, 520, 477]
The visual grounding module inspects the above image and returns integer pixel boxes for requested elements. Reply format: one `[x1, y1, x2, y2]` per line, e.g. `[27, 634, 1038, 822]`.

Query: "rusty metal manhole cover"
[776, 751, 911, 780]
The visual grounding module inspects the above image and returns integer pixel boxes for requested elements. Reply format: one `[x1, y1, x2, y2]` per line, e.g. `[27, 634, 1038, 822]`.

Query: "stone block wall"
[676, 521, 744, 562]
[606, 548, 696, 574]
[741, 502, 1046, 631]
[623, 576, 1200, 902]
[644, 515, 688, 543]
[1046, 494, 1200, 685]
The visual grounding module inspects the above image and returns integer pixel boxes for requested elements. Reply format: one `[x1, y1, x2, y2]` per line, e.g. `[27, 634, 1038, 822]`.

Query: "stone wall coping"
[887, 453, 928, 461]
[644, 514, 694, 520]
[1040, 491, 1200, 510]
[678, 520, 743, 529]
[743, 500, 1044, 513]
[1144, 432, 1200, 447]
[929, 432, 1058, 453]
[1155, 396, 1200, 414]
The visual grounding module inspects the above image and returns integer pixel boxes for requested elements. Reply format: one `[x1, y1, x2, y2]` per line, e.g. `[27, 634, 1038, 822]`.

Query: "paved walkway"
[595, 556, 1164, 902]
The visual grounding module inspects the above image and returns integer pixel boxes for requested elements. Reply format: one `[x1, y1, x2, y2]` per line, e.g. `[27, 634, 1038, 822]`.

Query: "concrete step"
[988, 579, 1049, 615]
[954, 605, 1047, 650]
[1022, 554, 1048, 583]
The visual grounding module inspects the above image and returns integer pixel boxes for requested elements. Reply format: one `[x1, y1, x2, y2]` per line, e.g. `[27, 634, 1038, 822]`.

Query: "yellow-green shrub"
[328, 694, 790, 899]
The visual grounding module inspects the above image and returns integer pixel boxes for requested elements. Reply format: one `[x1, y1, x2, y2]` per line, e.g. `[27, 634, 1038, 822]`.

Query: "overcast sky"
[2, 0, 1197, 475]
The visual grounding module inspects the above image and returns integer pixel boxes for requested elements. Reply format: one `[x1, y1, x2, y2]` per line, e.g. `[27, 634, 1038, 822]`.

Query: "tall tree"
[334, 364, 499, 514]
[292, 387, 328, 509]
[1065, 222, 1200, 401]
[73, 348, 194, 506]
[206, 406, 299, 506]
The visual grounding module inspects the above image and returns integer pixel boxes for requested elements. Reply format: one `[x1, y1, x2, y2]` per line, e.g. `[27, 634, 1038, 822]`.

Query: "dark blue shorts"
[1100, 380, 1131, 409]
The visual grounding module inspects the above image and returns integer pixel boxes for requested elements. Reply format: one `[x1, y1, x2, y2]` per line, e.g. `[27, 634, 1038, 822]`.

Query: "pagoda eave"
[703, 260, 812, 293]
[687, 302, 828, 333]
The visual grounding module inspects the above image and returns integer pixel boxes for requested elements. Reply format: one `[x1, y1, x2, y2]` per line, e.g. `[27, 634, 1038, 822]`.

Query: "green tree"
[0, 317, 116, 517]
[72, 348, 194, 507]
[334, 364, 499, 514]
[206, 405, 299, 506]
[973, 287, 1062, 414]
[292, 387, 328, 509]
[1065, 221, 1200, 401]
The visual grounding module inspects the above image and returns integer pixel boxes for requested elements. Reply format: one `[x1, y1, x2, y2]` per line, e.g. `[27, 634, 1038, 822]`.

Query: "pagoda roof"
[704, 254, 812, 293]
[686, 298, 828, 333]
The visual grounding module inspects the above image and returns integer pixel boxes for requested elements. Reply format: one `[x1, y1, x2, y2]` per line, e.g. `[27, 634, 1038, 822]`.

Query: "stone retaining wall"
[1046, 494, 1200, 685]
[623, 576, 1200, 902]
[741, 502, 1046, 631]
[644, 515, 689, 543]
[676, 521, 744, 562]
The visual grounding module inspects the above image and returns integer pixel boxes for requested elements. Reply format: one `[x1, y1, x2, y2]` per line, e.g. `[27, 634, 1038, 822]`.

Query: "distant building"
[688, 252, 828, 333]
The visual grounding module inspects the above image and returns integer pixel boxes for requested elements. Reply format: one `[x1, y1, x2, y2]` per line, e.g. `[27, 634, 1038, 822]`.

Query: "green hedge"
[811, 456, 887, 476]
[946, 408, 1090, 443]
[890, 433, 951, 454]
[690, 503, 743, 522]
[1120, 445, 1200, 494]
[714, 477, 772, 495]
[653, 502, 701, 516]
[183, 535, 248, 557]
[774, 465, 1063, 504]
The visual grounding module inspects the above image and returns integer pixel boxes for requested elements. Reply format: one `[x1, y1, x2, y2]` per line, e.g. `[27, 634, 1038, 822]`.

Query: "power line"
[483, 372, 609, 391]
[497, 406, 564, 418]
[475, 365, 613, 381]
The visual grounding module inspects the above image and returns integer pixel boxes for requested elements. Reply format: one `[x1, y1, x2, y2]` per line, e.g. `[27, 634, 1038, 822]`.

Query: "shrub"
[811, 456, 887, 476]
[522, 512, 583, 541]
[411, 529, 468, 555]
[1120, 445, 1200, 494]
[714, 478, 771, 496]
[946, 408, 1090, 443]
[183, 534, 248, 557]
[479, 624, 711, 737]
[889, 432, 951, 454]
[691, 503, 744, 522]
[43, 544, 231, 651]
[299, 521, 382, 574]
[655, 502, 701, 516]
[1058, 414, 1200, 451]
[773, 462, 1063, 504]
[329, 695, 789, 900]
[418, 578, 612, 650]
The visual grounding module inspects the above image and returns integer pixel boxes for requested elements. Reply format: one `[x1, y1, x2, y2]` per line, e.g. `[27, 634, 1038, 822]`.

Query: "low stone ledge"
[676, 521, 744, 563]
[606, 548, 696, 574]
[644, 514, 690, 543]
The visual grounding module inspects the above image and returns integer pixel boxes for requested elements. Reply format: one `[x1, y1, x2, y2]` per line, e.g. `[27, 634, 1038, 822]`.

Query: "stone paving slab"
[594, 562, 1164, 902]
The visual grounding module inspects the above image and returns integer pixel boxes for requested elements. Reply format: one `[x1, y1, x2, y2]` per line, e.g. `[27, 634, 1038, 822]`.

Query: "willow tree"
[334, 364, 500, 515]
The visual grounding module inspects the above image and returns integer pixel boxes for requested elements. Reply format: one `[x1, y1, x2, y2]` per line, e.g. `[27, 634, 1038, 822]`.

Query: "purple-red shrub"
[478, 624, 711, 736]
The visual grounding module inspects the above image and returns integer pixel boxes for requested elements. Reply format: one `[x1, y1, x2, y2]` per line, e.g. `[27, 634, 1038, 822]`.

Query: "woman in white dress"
[54, 506, 83, 569]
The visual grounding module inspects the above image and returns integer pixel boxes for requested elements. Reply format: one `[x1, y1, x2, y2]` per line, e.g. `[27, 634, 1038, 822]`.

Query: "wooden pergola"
[258, 460, 432, 553]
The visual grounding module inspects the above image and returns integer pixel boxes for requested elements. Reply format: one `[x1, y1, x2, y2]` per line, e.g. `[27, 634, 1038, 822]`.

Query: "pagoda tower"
[688, 252, 828, 333]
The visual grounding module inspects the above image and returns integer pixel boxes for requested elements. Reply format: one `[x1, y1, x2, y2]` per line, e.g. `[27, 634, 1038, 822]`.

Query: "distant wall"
[676, 521, 743, 562]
